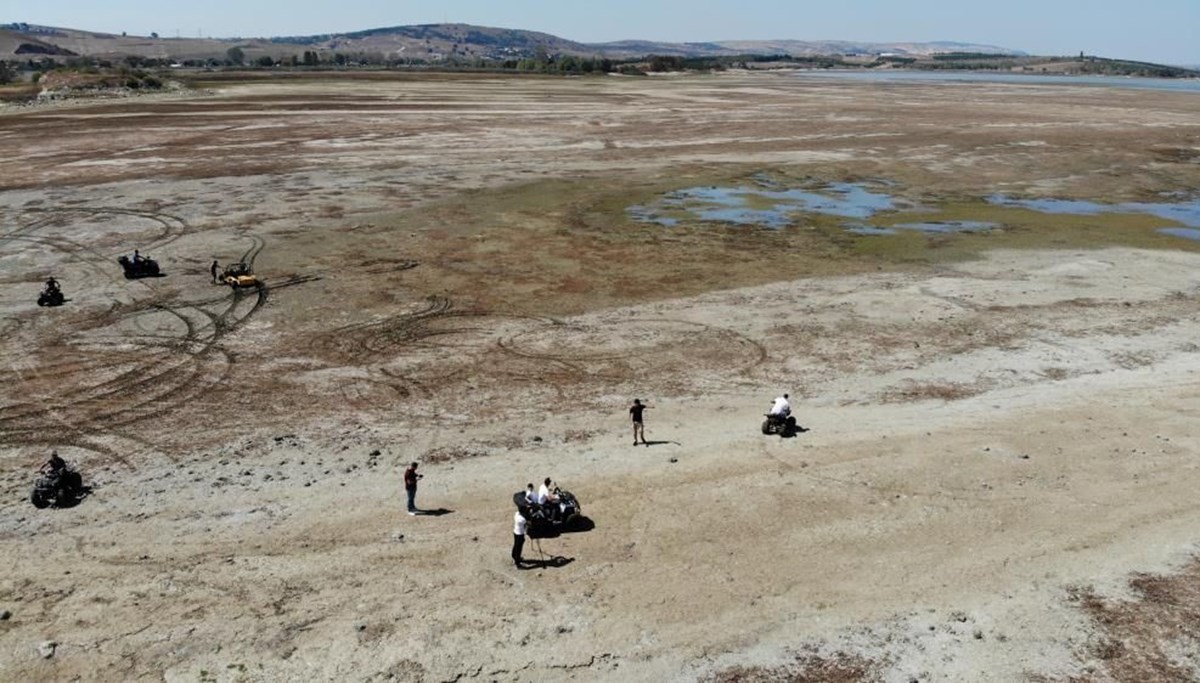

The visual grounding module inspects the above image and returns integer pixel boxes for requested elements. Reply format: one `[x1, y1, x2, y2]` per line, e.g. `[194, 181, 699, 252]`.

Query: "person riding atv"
[38, 277, 65, 307]
[31, 451, 84, 508]
[512, 482, 583, 535]
[41, 450, 66, 475]
[762, 393, 798, 436]
[117, 251, 161, 279]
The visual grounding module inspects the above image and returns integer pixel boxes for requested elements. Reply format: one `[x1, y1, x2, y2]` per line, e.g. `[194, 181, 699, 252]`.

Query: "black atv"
[31, 468, 85, 509]
[118, 254, 161, 279]
[762, 413, 798, 437]
[37, 287, 64, 307]
[513, 488, 584, 537]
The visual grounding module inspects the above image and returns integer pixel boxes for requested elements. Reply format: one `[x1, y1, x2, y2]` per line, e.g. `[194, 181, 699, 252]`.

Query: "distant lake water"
[790, 69, 1200, 94]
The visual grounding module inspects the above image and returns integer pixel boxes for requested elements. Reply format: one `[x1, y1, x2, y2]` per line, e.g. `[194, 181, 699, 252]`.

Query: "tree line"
[4, 49, 1194, 88]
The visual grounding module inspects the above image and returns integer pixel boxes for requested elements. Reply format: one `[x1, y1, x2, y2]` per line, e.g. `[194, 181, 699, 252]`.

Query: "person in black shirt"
[40, 450, 66, 475]
[629, 398, 650, 446]
[403, 462, 422, 515]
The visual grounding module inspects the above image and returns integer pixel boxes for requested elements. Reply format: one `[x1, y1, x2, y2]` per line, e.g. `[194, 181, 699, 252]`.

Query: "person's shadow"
[783, 426, 811, 438]
[413, 508, 453, 516]
[642, 440, 680, 447]
[518, 556, 574, 570]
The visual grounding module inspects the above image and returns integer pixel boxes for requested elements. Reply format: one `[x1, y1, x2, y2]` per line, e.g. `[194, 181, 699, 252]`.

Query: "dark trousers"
[512, 534, 525, 564]
[406, 487, 416, 512]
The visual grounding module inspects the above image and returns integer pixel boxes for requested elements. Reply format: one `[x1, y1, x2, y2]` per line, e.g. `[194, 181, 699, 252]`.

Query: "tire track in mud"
[0, 211, 67, 246]
[3, 234, 130, 287]
[0, 302, 240, 453]
[315, 298, 561, 405]
[318, 297, 459, 403]
[14, 206, 191, 253]
[493, 317, 768, 389]
[236, 233, 265, 268]
[2, 294, 247, 423]
[315, 305, 770, 404]
[0, 226, 274, 462]
[2, 206, 191, 296]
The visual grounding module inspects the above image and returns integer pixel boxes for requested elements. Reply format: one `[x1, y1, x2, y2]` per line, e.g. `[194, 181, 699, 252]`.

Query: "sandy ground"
[2, 71, 1200, 682]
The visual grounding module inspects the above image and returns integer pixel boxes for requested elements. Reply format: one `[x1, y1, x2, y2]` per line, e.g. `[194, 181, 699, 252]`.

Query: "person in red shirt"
[403, 462, 422, 515]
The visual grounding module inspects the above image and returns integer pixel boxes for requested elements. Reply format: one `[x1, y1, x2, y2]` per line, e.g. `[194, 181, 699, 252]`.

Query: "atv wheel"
[761, 420, 772, 435]
[31, 489, 51, 509]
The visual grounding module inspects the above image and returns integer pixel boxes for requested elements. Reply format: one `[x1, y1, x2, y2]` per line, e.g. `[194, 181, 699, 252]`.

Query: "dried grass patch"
[421, 444, 489, 464]
[563, 428, 600, 443]
[1108, 350, 1158, 370]
[704, 653, 880, 683]
[1041, 367, 1073, 381]
[879, 380, 981, 403]
[1040, 559, 1200, 683]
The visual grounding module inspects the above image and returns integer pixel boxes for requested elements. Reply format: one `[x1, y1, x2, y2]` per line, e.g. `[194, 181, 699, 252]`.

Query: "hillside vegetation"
[0, 21, 1195, 88]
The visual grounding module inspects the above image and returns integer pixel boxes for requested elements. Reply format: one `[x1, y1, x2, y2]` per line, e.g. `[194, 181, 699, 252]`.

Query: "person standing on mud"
[403, 462, 422, 515]
[630, 398, 650, 446]
[512, 508, 527, 568]
[210, 260, 220, 284]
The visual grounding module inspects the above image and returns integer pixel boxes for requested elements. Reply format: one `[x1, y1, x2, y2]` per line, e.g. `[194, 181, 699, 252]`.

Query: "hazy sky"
[5, 0, 1197, 65]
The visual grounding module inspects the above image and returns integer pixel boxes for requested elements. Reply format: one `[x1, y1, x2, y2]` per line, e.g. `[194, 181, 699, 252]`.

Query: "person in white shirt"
[537, 477, 558, 505]
[524, 483, 536, 505]
[769, 393, 791, 417]
[537, 477, 562, 521]
[512, 509, 527, 568]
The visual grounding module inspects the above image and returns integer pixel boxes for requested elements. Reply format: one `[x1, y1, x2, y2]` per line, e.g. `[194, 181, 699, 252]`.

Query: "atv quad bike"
[31, 467, 84, 509]
[117, 254, 161, 279]
[762, 413, 797, 437]
[513, 488, 583, 536]
[37, 287, 64, 307]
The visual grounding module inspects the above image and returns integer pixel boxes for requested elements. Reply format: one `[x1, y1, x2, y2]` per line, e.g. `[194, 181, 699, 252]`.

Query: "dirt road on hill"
[2, 72, 1200, 681]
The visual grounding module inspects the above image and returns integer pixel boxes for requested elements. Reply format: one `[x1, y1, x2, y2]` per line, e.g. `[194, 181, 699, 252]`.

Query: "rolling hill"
[0, 21, 1022, 63]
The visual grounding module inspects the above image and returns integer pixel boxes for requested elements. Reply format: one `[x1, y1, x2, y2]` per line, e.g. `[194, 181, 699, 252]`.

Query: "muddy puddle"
[627, 179, 905, 229]
[629, 180, 1200, 243]
[988, 194, 1200, 241]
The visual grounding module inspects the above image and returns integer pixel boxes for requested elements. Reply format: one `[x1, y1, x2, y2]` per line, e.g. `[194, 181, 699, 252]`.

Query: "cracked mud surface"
[2, 72, 1200, 681]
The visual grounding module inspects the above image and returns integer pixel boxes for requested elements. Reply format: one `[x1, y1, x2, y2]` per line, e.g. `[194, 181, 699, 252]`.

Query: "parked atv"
[37, 286, 64, 307]
[762, 413, 797, 437]
[117, 254, 161, 279]
[31, 467, 85, 509]
[513, 487, 584, 536]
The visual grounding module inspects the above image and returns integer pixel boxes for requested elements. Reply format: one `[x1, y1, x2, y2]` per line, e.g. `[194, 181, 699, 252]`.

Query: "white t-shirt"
[513, 511, 527, 536]
[525, 489, 537, 504]
[537, 483, 552, 504]
[770, 396, 791, 416]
